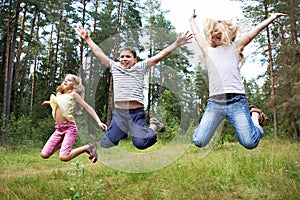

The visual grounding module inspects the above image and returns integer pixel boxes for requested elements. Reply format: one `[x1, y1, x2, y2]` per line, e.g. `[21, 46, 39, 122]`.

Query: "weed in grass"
[66, 160, 106, 200]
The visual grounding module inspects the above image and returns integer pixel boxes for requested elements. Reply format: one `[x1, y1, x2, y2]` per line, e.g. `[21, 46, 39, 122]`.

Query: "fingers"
[180, 31, 193, 41]
[101, 123, 107, 130]
[76, 26, 89, 39]
[279, 13, 288, 16]
[103, 125, 107, 131]
[76, 25, 86, 33]
[185, 31, 193, 39]
[269, 12, 288, 18]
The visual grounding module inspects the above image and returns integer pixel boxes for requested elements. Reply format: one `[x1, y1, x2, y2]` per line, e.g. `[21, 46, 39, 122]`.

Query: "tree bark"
[264, 0, 278, 138]
[20, 8, 37, 105]
[1, 0, 12, 140]
[79, 0, 87, 81]
[106, 0, 123, 125]
[30, 14, 40, 113]
[13, 3, 27, 113]
[6, 3, 20, 118]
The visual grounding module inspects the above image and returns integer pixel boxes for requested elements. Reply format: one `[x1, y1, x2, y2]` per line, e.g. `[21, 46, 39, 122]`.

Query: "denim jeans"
[100, 108, 157, 150]
[193, 94, 263, 149]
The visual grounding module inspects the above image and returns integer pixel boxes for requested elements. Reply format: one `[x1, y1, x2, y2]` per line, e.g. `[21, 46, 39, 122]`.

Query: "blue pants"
[100, 108, 157, 150]
[193, 94, 263, 149]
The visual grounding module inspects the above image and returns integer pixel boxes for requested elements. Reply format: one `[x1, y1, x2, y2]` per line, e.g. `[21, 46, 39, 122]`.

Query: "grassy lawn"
[0, 139, 299, 200]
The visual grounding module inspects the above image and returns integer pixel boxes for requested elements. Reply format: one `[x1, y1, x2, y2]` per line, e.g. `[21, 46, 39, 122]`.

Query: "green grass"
[0, 139, 299, 200]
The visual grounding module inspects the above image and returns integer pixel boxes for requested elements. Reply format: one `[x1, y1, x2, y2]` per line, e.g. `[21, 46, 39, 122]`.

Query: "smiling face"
[211, 23, 223, 47]
[204, 19, 238, 48]
[120, 49, 137, 69]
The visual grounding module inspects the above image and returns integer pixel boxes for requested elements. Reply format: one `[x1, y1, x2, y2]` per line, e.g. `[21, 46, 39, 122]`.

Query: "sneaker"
[87, 142, 98, 163]
[249, 105, 269, 127]
[150, 118, 166, 132]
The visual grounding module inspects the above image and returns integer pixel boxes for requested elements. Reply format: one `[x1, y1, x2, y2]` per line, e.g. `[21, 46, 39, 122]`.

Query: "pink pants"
[42, 121, 78, 156]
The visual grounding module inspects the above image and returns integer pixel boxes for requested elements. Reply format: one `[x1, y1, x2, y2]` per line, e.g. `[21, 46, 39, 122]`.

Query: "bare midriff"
[54, 107, 68, 123]
[114, 101, 144, 110]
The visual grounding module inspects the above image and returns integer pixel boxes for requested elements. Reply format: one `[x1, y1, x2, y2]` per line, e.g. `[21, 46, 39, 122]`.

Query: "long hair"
[203, 19, 245, 65]
[57, 74, 85, 115]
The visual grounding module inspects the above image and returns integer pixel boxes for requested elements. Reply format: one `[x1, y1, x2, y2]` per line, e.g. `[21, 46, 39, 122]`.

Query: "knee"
[59, 155, 70, 162]
[132, 137, 156, 150]
[241, 142, 259, 149]
[99, 136, 116, 148]
[133, 139, 148, 150]
[41, 152, 50, 159]
[193, 133, 208, 148]
[239, 138, 259, 149]
[193, 139, 207, 148]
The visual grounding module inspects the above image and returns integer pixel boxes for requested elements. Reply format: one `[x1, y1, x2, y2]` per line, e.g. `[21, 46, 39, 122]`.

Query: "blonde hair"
[57, 74, 85, 115]
[203, 19, 245, 65]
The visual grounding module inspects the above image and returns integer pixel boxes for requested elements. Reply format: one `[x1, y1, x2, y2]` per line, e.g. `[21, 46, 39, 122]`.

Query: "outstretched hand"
[176, 31, 193, 46]
[269, 13, 288, 18]
[76, 26, 89, 40]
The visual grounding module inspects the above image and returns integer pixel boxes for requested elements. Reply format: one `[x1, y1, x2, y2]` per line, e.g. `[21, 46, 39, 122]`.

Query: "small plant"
[67, 161, 86, 200]
[66, 161, 105, 200]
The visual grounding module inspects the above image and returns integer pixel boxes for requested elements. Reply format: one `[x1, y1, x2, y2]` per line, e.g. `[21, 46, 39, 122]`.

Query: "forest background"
[0, 0, 299, 150]
[0, 0, 299, 199]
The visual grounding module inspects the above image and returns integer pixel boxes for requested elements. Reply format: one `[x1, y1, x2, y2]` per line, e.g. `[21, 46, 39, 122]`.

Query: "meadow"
[0, 139, 299, 200]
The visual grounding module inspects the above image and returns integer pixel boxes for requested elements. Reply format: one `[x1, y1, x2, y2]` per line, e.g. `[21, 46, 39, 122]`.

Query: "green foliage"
[34, 116, 56, 143]
[1, 113, 50, 150]
[4, 113, 35, 150]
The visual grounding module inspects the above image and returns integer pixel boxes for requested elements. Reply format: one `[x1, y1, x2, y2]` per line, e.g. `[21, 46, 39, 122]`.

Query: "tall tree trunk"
[87, 0, 98, 103]
[13, 3, 27, 113]
[46, 22, 54, 77]
[54, 4, 63, 81]
[30, 14, 40, 113]
[79, 0, 87, 81]
[20, 8, 37, 106]
[147, 15, 153, 119]
[106, 0, 123, 125]
[289, 0, 298, 46]
[1, 0, 13, 140]
[7, 3, 20, 117]
[263, 0, 278, 138]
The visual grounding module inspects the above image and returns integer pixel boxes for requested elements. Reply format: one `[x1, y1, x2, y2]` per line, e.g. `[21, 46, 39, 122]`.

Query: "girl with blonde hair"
[190, 10, 287, 149]
[41, 74, 107, 163]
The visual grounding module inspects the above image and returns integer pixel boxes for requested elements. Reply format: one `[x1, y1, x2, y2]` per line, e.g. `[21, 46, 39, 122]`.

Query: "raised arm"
[236, 13, 288, 50]
[147, 31, 193, 68]
[189, 9, 208, 54]
[77, 26, 110, 68]
[72, 92, 107, 130]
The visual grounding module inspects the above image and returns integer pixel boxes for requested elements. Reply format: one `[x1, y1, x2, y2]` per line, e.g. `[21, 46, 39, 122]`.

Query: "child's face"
[120, 50, 137, 69]
[211, 23, 222, 47]
[62, 75, 75, 92]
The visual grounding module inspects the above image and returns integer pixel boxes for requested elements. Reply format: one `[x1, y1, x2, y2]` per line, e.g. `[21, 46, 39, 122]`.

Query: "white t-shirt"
[205, 42, 245, 96]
